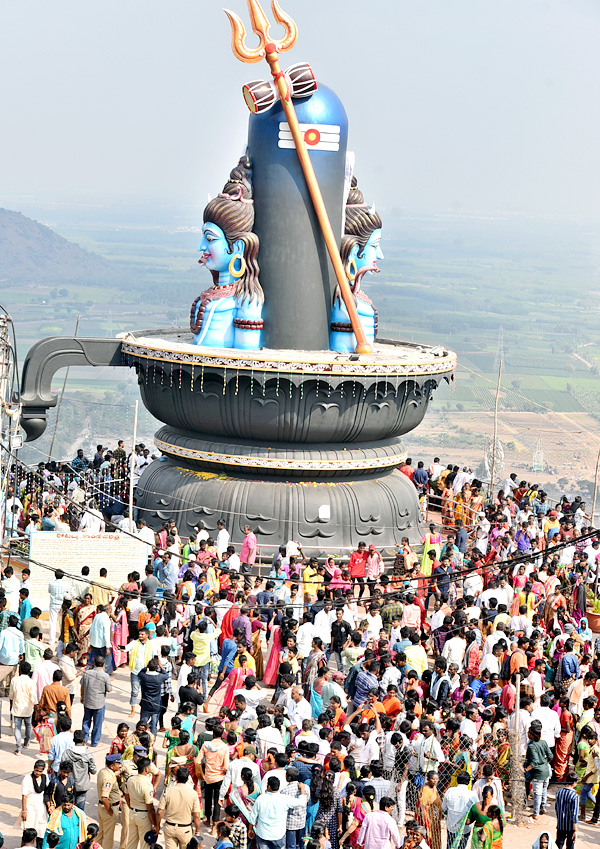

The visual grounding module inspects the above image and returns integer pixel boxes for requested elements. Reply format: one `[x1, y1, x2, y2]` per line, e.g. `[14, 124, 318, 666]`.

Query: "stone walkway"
[0, 668, 598, 849]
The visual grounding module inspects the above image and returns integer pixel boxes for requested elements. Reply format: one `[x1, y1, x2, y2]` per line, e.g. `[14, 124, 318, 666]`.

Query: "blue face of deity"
[198, 222, 232, 273]
[352, 227, 384, 273]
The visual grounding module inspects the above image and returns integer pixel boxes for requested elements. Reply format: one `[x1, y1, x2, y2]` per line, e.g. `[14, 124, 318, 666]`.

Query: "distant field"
[5, 208, 600, 469]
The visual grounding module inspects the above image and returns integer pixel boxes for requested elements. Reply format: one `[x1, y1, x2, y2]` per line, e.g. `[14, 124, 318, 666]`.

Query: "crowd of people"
[0, 447, 599, 849]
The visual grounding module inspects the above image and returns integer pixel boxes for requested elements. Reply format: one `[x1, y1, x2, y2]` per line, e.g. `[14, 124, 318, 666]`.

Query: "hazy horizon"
[0, 0, 599, 222]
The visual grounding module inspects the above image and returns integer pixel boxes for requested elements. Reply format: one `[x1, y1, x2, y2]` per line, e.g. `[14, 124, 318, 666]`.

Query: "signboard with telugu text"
[29, 531, 149, 610]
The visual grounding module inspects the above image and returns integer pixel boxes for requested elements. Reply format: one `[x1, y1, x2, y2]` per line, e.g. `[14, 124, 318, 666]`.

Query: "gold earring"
[229, 254, 246, 278]
[346, 257, 358, 282]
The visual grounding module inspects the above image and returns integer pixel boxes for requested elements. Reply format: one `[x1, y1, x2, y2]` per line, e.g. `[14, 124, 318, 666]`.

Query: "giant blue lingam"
[18, 0, 456, 553]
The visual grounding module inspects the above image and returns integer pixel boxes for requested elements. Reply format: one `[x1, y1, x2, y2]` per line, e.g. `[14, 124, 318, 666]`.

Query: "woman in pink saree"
[263, 624, 282, 687]
[74, 594, 96, 666]
[110, 597, 129, 671]
[157, 523, 168, 551]
[204, 665, 250, 715]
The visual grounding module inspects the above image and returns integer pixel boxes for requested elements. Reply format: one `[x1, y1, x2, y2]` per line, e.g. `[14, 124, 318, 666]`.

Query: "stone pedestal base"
[135, 456, 421, 558]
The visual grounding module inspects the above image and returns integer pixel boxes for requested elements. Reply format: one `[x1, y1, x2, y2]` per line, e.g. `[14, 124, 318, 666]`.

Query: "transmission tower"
[494, 327, 505, 372]
[532, 435, 544, 472]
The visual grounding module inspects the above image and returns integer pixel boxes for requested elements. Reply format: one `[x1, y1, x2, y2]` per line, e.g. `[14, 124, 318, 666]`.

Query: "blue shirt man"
[433, 560, 454, 595]
[219, 638, 238, 675]
[161, 558, 177, 593]
[412, 464, 429, 492]
[256, 586, 276, 625]
[353, 667, 378, 705]
[455, 524, 468, 554]
[153, 554, 164, 577]
[19, 595, 32, 623]
[561, 647, 579, 680]
[0, 618, 24, 664]
[247, 776, 306, 842]
[48, 728, 75, 773]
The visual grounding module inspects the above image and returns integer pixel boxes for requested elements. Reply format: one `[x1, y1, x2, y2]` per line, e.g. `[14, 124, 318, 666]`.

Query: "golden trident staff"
[224, 0, 373, 355]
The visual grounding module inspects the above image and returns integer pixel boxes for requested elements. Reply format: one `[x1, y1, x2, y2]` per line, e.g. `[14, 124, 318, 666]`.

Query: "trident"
[224, 0, 373, 355]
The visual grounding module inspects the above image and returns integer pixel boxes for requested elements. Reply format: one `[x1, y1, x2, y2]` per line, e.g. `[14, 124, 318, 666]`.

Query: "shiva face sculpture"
[190, 157, 263, 350]
[330, 175, 383, 353]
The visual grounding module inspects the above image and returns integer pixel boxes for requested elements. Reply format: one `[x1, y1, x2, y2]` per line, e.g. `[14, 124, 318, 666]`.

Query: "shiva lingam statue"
[18, 0, 456, 553]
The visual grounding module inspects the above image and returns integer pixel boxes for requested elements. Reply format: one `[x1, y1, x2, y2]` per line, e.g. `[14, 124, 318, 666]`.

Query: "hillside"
[0, 207, 118, 284]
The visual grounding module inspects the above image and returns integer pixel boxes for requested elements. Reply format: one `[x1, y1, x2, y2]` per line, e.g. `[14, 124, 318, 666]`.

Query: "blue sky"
[0, 0, 599, 219]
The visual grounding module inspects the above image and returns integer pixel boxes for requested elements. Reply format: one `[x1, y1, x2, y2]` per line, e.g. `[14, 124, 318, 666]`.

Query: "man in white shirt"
[216, 520, 230, 559]
[495, 577, 514, 609]
[1, 566, 21, 612]
[349, 726, 381, 768]
[429, 602, 446, 633]
[531, 694, 561, 749]
[260, 754, 289, 790]
[428, 458, 445, 484]
[508, 697, 533, 756]
[527, 658, 546, 708]
[464, 600, 481, 623]
[472, 769, 505, 809]
[480, 644, 503, 676]
[509, 607, 530, 637]
[224, 546, 241, 573]
[501, 474, 517, 495]
[516, 503, 533, 525]
[9, 660, 37, 754]
[219, 750, 260, 805]
[452, 468, 469, 494]
[475, 516, 491, 555]
[463, 569, 484, 599]
[285, 539, 303, 559]
[442, 772, 478, 848]
[234, 680, 262, 711]
[288, 686, 312, 735]
[296, 613, 316, 662]
[275, 678, 295, 714]
[482, 624, 508, 658]
[342, 598, 358, 627]
[136, 520, 156, 561]
[459, 707, 478, 746]
[213, 591, 233, 626]
[194, 523, 209, 542]
[476, 584, 500, 610]
[256, 715, 286, 758]
[584, 541, 600, 572]
[313, 600, 334, 651]
[442, 634, 466, 667]
[6, 490, 23, 515]
[78, 502, 104, 533]
[414, 722, 444, 773]
[47, 570, 70, 645]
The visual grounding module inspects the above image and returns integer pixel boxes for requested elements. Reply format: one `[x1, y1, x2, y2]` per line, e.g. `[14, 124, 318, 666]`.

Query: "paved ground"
[0, 664, 599, 849]
[1, 667, 598, 849]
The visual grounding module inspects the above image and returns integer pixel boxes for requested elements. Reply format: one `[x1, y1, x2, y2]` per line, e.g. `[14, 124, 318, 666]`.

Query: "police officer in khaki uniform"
[119, 746, 161, 849]
[124, 758, 157, 849]
[97, 754, 123, 849]
[156, 768, 202, 849]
